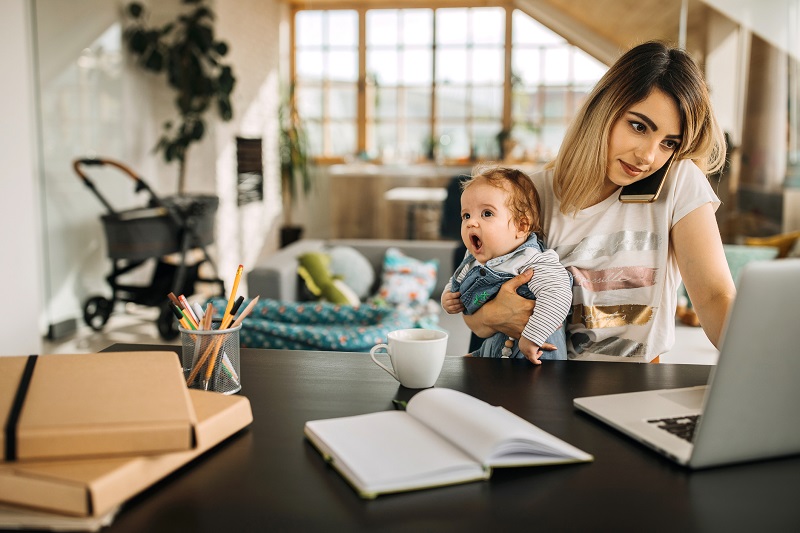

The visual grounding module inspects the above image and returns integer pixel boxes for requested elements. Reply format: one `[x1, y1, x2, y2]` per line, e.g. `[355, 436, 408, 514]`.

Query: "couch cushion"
[326, 245, 376, 300]
[376, 247, 438, 305]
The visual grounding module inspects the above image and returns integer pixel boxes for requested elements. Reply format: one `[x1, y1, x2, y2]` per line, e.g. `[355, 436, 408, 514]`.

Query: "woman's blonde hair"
[547, 40, 726, 214]
[462, 164, 544, 240]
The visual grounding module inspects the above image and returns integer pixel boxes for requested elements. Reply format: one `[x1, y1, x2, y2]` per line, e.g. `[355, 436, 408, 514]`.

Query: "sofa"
[246, 238, 473, 355]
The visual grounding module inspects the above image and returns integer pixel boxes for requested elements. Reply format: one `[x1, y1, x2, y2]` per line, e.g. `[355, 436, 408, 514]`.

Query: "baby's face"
[460, 180, 526, 263]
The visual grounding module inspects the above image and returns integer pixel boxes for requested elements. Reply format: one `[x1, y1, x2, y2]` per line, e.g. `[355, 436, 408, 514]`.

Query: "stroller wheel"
[157, 302, 180, 340]
[83, 296, 113, 331]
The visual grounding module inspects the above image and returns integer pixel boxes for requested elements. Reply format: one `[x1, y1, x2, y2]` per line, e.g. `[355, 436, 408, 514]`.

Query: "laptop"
[573, 259, 800, 468]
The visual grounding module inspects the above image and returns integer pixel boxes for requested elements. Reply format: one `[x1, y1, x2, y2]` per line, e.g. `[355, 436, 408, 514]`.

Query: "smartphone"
[618, 155, 675, 203]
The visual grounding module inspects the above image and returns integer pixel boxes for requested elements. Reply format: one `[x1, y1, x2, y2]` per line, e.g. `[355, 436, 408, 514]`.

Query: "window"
[510, 11, 607, 160]
[292, 6, 608, 163]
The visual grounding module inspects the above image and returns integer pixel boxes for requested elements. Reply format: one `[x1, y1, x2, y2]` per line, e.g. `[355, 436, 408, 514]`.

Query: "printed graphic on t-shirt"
[570, 266, 658, 292]
[570, 333, 647, 357]
[555, 230, 661, 262]
[570, 304, 653, 329]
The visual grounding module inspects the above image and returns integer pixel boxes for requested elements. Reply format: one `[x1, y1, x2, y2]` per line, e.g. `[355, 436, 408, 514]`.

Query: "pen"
[178, 294, 200, 328]
[230, 296, 245, 318]
[179, 307, 197, 330]
[170, 303, 191, 330]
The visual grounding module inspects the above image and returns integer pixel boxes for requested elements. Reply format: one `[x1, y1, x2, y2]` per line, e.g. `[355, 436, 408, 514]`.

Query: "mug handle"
[369, 344, 398, 381]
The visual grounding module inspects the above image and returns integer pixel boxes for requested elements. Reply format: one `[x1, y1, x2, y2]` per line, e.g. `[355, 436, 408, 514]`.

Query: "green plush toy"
[297, 252, 360, 306]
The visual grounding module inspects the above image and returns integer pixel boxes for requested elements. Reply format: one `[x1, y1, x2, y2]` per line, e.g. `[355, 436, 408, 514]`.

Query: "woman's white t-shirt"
[531, 159, 720, 362]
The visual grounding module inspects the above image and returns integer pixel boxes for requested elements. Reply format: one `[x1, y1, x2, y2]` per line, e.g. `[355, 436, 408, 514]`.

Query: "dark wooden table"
[99, 344, 800, 532]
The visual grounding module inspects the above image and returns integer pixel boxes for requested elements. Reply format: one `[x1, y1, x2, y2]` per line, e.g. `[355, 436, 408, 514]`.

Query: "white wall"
[703, 0, 799, 60]
[0, 0, 43, 354]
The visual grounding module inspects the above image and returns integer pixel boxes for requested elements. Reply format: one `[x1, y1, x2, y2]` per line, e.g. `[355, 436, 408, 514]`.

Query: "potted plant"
[278, 84, 312, 247]
[123, 0, 235, 194]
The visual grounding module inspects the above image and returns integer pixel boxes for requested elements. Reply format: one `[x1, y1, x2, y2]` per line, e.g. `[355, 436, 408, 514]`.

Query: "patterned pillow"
[377, 247, 438, 305]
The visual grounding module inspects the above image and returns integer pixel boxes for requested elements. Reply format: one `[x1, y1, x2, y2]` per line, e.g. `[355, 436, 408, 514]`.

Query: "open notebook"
[306, 388, 592, 498]
[574, 259, 800, 468]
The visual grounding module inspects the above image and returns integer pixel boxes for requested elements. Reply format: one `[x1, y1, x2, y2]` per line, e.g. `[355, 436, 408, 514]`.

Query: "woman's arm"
[671, 202, 736, 347]
[462, 270, 536, 338]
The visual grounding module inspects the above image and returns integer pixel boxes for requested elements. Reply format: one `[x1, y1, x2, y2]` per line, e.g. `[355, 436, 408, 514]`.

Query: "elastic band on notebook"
[4, 354, 38, 461]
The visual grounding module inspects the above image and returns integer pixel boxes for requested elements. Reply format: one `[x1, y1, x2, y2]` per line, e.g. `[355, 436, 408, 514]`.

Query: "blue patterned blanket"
[205, 297, 440, 352]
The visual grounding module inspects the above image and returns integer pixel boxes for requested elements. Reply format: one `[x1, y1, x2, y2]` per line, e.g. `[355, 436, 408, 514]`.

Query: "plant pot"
[280, 225, 304, 248]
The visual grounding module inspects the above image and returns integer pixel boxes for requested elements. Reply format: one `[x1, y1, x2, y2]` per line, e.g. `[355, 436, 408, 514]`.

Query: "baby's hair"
[461, 165, 544, 240]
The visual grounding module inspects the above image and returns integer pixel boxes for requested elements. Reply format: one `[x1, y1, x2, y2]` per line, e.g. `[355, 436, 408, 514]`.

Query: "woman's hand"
[462, 270, 536, 338]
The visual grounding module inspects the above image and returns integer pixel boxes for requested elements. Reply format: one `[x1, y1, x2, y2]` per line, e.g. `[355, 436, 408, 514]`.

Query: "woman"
[464, 41, 736, 363]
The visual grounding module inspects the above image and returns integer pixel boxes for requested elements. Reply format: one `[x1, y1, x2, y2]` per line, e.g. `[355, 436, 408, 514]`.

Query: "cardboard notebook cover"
[0, 352, 197, 462]
[0, 389, 253, 517]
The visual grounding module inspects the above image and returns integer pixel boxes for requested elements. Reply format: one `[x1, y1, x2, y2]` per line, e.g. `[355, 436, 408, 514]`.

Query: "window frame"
[290, 1, 606, 164]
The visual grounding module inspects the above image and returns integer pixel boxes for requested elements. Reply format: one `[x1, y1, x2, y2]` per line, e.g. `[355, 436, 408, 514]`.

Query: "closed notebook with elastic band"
[1, 352, 197, 462]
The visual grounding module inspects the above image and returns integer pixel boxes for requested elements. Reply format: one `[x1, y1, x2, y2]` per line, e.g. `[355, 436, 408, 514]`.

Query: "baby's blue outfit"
[450, 235, 568, 360]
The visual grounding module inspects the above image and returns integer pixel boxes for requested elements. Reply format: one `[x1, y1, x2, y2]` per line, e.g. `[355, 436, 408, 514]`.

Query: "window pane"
[402, 10, 433, 45]
[296, 50, 324, 81]
[472, 120, 503, 159]
[542, 88, 566, 119]
[367, 10, 398, 46]
[512, 10, 564, 45]
[543, 47, 570, 84]
[374, 122, 397, 153]
[436, 8, 468, 45]
[513, 47, 541, 85]
[404, 87, 431, 119]
[328, 11, 358, 47]
[374, 87, 397, 119]
[472, 86, 503, 119]
[436, 49, 468, 84]
[329, 49, 358, 82]
[296, 85, 323, 118]
[437, 123, 469, 159]
[330, 121, 356, 153]
[296, 11, 323, 47]
[368, 49, 399, 85]
[402, 49, 432, 85]
[305, 121, 323, 154]
[406, 122, 432, 158]
[472, 48, 504, 84]
[471, 8, 505, 45]
[541, 123, 565, 158]
[574, 52, 608, 83]
[329, 86, 357, 119]
[512, 88, 540, 122]
[436, 86, 468, 120]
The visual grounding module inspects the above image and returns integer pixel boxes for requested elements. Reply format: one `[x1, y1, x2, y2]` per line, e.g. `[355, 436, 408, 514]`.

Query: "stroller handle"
[73, 157, 162, 216]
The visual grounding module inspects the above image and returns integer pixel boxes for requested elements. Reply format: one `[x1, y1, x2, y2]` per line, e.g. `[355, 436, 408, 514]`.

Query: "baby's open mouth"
[470, 234, 482, 252]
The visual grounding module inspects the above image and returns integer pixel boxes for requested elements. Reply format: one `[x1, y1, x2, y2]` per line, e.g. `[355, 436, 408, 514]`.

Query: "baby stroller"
[74, 157, 225, 340]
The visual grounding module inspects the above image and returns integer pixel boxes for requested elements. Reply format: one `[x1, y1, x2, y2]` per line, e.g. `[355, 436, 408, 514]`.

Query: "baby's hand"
[441, 291, 465, 314]
[519, 337, 543, 365]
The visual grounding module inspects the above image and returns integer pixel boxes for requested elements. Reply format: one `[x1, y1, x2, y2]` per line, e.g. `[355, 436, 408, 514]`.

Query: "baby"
[441, 166, 571, 364]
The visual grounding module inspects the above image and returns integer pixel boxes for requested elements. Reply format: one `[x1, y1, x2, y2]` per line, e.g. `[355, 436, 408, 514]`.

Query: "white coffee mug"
[370, 328, 448, 388]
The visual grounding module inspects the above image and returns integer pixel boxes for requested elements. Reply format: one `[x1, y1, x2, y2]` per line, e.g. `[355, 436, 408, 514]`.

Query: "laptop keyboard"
[647, 415, 700, 442]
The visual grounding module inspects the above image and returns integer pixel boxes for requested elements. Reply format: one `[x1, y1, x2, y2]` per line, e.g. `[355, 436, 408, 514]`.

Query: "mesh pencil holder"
[180, 323, 242, 395]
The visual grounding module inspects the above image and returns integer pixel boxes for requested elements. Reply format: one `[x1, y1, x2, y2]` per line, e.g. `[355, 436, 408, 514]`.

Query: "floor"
[42, 304, 180, 354]
[43, 304, 719, 365]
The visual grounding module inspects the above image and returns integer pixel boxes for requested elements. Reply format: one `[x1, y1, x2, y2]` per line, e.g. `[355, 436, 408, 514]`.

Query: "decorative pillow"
[297, 252, 360, 306]
[377, 247, 438, 305]
[326, 245, 375, 300]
